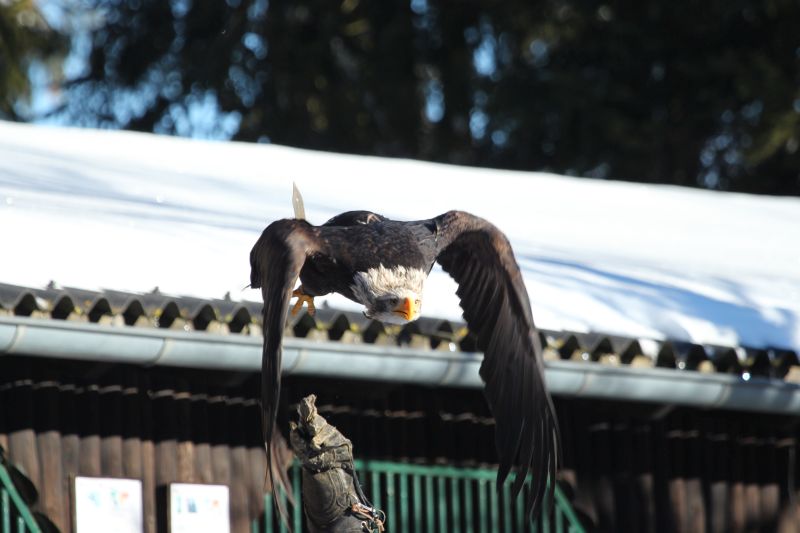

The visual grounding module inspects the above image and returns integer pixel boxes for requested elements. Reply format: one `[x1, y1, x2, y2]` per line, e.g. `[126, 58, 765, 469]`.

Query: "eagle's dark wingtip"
[250, 217, 322, 532]
[433, 211, 561, 525]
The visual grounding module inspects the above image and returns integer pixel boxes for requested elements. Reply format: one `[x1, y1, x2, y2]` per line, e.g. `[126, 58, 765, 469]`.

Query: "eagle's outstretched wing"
[434, 210, 560, 520]
[249, 218, 322, 516]
[249, 212, 387, 501]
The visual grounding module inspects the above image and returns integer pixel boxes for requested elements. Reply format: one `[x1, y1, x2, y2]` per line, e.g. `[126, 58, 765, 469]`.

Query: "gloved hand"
[290, 395, 385, 533]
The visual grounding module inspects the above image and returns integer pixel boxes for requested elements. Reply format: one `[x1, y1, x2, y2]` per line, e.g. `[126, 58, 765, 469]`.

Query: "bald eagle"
[250, 209, 560, 520]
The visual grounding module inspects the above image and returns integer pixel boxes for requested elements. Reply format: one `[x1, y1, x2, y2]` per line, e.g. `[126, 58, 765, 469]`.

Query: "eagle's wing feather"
[434, 210, 560, 520]
[249, 218, 322, 515]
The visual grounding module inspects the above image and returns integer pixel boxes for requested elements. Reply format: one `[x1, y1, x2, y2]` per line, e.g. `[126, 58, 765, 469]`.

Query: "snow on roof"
[1, 120, 799, 351]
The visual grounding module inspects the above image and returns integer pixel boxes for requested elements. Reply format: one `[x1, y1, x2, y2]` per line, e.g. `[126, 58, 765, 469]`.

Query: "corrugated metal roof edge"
[1, 315, 798, 415]
[1, 282, 798, 382]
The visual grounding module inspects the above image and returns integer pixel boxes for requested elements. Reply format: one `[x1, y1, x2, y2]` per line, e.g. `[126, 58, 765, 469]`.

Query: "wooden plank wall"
[0, 357, 286, 533]
[0, 358, 798, 533]
[287, 376, 800, 533]
[554, 402, 800, 533]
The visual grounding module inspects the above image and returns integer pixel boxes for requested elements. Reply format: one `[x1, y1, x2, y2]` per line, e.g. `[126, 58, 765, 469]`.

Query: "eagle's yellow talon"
[291, 289, 315, 316]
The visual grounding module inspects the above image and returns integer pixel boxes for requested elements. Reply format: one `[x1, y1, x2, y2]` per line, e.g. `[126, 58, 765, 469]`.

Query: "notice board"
[73, 476, 143, 533]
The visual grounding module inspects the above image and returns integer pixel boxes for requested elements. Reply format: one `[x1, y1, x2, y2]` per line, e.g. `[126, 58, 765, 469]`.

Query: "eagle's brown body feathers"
[250, 210, 560, 521]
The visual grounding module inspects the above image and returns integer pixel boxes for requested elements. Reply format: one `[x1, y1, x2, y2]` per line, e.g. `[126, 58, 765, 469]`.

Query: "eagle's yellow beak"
[393, 297, 420, 321]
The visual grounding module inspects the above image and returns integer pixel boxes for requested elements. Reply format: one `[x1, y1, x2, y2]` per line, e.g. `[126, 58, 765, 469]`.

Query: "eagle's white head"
[351, 265, 426, 325]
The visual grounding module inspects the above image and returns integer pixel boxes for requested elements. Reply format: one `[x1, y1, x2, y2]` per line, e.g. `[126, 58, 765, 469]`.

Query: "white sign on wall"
[169, 483, 230, 533]
[73, 477, 143, 533]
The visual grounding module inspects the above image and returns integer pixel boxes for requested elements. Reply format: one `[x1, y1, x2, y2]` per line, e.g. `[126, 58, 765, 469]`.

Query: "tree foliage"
[38, 0, 800, 194]
[0, 0, 66, 119]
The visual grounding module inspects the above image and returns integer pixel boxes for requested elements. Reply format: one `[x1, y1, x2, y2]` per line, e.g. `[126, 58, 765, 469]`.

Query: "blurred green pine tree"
[16, 0, 800, 195]
[0, 0, 66, 119]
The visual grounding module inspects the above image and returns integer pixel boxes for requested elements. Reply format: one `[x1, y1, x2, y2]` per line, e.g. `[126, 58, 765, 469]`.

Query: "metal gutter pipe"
[1, 316, 798, 415]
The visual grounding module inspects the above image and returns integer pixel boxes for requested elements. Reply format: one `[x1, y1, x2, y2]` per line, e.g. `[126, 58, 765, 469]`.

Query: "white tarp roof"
[1, 120, 798, 351]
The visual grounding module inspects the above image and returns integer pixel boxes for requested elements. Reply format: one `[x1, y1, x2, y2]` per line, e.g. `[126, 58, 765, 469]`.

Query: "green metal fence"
[0, 460, 41, 533]
[254, 460, 585, 533]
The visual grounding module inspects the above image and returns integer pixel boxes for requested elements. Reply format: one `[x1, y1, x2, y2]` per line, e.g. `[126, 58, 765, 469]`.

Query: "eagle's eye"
[388, 296, 399, 306]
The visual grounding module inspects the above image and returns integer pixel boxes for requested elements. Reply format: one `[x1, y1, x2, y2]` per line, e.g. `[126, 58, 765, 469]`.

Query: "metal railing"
[255, 460, 585, 533]
[0, 459, 41, 533]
